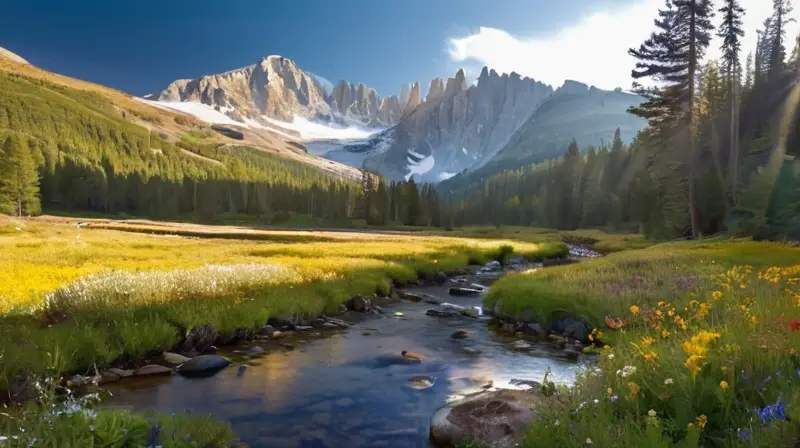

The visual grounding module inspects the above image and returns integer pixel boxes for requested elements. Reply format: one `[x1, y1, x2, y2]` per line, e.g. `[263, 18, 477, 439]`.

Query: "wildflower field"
[0, 216, 564, 386]
[486, 240, 800, 447]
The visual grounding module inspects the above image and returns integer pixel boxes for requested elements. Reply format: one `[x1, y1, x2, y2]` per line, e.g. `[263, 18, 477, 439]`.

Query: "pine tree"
[767, 0, 795, 78]
[718, 0, 746, 203]
[743, 52, 754, 90]
[629, 0, 716, 238]
[405, 177, 420, 226]
[0, 135, 41, 216]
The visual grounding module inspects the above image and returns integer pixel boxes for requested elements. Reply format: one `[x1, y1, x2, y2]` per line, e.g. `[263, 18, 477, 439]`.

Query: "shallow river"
[104, 284, 586, 447]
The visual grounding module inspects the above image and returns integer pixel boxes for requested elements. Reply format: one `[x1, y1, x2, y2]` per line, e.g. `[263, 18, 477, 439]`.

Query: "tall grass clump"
[43, 264, 298, 319]
[492, 243, 800, 446]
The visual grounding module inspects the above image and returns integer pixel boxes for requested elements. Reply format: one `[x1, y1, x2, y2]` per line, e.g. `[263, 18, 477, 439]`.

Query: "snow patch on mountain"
[139, 99, 245, 127]
[405, 153, 435, 181]
[260, 115, 378, 141]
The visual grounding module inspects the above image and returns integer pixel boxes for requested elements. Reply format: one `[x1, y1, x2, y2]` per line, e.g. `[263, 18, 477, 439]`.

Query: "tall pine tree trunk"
[688, 0, 701, 239]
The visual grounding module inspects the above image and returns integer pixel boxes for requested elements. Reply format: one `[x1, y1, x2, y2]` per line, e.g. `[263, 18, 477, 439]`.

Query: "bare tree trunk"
[687, 0, 701, 239]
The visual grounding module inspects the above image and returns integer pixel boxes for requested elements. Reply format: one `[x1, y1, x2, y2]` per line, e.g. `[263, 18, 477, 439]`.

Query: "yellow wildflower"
[655, 310, 663, 317]
[662, 329, 670, 339]
[712, 291, 722, 300]
[641, 336, 655, 347]
[603, 345, 610, 350]
[687, 423, 695, 429]
[628, 382, 640, 396]
[720, 381, 729, 390]
[750, 315, 758, 326]
[630, 305, 640, 315]
[607, 387, 613, 395]
[696, 414, 707, 429]
[657, 301, 666, 307]
[643, 351, 658, 363]
[668, 309, 675, 317]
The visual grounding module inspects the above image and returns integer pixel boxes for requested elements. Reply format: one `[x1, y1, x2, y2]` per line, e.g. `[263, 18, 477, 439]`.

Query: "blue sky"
[1, 0, 785, 97]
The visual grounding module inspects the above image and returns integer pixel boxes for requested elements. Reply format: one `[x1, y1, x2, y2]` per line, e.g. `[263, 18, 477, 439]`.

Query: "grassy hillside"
[0, 59, 363, 220]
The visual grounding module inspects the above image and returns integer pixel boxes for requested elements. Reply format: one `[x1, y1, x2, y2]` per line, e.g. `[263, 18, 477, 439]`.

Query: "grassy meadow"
[0, 216, 565, 389]
[485, 240, 800, 447]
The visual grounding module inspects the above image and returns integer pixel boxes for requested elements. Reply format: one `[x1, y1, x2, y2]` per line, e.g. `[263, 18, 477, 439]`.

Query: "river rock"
[408, 375, 436, 390]
[563, 322, 590, 343]
[108, 368, 134, 378]
[509, 256, 525, 266]
[401, 291, 442, 304]
[134, 365, 173, 376]
[100, 371, 121, 385]
[267, 317, 295, 331]
[485, 260, 502, 271]
[463, 347, 481, 355]
[512, 340, 532, 350]
[451, 330, 471, 339]
[430, 389, 545, 448]
[177, 355, 230, 377]
[162, 352, 191, 365]
[516, 307, 537, 323]
[183, 324, 218, 355]
[526, 323, 547, 338]
[449, 287, 482, 296]
[426, 309, 462, 318]
[347, 295, 372, 312]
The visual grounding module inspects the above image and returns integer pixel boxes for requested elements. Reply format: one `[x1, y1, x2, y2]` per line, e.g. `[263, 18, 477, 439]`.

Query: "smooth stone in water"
[430, 389, 545, 448]
[448, 287, 482, 297]
[408, 375, 436, 390]
[161, 352, 191, 365]
[451, 330, 471, 339]
[426, 309, 462, 318]
[563, 322, 590, 343]
[134, 365, 173, 377]
[177, 355, 230, 377]
[108, 368, 134, 378]
[512, 340, 532, 350]
[100, 371, 121, 385]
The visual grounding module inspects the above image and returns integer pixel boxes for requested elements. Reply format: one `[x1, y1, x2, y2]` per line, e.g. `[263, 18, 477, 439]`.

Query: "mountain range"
[148, 54, 647, 183]
[1, 46, 647, 186]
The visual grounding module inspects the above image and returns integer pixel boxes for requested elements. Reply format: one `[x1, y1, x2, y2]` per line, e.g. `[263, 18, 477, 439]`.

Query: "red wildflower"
[664, 392, 671, 400]
[790, 320, 800, 332]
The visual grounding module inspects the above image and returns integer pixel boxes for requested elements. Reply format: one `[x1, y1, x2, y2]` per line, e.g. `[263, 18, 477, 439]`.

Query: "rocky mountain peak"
[403, 82, 422, 117]
[425, 78, 445, 103]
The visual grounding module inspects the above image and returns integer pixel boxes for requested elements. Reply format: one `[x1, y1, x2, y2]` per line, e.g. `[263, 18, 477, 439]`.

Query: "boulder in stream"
[426, 309, 462, 318]
[448, 287, 482, 297]
[398, 291, 440, 304]
[177, 355, 230, 377]
[434, 272, 448, 284]
[563, 322, 591, 343]
[451, 330, 471, 339]
[183, 324, 218, 355]
[161, 352, 191, 365]
[347, 295, 372, 312]
[430, 389, 547, 448]
[408, 375, 436, 390]
[134, 364, 173, 377]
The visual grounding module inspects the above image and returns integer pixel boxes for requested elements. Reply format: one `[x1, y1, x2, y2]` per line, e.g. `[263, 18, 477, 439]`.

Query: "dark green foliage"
[0, 134, 40, 216]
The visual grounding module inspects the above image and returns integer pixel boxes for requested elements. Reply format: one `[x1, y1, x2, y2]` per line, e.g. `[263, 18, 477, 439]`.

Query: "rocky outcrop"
[154, 55, 407, 129]
[402, 82, 422, 117]
[357, 67, 553, 182]
[154, 56, 330, 122]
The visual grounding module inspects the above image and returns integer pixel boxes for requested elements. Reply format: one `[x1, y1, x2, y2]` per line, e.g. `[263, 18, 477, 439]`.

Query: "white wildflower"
[617, 365, 636, 378]
[664, 378, 674, 385]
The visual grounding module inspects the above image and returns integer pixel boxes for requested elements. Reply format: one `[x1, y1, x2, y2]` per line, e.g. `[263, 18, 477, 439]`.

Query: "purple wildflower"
[737, 428, 751, 440]
[756, 400, 786, 424]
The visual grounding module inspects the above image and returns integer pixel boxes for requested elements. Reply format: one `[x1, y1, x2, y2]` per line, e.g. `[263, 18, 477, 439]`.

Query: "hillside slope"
[0, 51, 360, 219]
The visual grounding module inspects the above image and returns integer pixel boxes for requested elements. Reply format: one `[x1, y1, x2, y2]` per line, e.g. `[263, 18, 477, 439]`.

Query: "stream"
[103, 283, 587, 447]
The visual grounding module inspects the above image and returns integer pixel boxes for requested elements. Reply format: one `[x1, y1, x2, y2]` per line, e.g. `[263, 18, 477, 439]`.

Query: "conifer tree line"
[445, 0, 800, 240]
[0, 72, 443, 226]
[355, 168, 448, 227]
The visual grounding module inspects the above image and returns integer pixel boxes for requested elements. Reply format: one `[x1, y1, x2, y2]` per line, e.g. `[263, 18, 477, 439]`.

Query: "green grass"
[0, 217, 565, 390]
[0, 384, 235, 447]
[482, 239, 800, 447]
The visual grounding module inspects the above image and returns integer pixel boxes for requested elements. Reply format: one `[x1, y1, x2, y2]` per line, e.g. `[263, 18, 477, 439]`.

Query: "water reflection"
[104, 285, 585, 447]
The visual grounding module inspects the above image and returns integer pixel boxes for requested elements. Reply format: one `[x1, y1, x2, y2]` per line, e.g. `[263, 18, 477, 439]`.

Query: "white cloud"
[448, 0, 800, 90]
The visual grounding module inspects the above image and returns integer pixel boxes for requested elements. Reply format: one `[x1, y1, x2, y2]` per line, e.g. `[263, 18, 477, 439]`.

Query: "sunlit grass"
[0, 217, 567, 389]
[483, 239, 800, 446]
